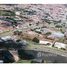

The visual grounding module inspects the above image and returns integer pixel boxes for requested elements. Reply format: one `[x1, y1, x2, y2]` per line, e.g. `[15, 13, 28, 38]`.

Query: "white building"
[47, 32, 64, 39]
[39, 40, 52, 46]
[1, 36, 12, 40]
[15, 11, 20, 16]
[54, 42, 66, 49]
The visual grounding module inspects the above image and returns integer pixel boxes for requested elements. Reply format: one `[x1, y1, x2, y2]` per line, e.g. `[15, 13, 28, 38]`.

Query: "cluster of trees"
[13, 30, 22, 35]
[22, 9, 37, 15]
[5, 17, 18, 26]
[0, 38, 27, 50]
[55, 25, 62, 28]
[0, 10, 15, 16]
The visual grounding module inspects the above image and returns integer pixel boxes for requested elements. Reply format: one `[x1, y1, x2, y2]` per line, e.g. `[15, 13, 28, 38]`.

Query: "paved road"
[26, 42, 67, 57]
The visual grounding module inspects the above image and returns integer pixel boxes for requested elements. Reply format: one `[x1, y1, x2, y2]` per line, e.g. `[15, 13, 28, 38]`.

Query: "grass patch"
[17, 60, 31, 63]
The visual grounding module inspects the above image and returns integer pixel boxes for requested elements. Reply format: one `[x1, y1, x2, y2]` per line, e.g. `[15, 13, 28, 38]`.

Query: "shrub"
[13, 30, 22, 35]
[45, 32, 52, 36]
[55, 25, 62, 28]
[32, 37, 39, 43]
[61, 48, 66, 50]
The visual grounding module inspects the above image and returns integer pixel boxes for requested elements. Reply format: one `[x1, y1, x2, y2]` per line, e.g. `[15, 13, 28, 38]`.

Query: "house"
[1, 36, 12, 41]
[54, 42, 66, 49]
[15, 11, 20, 16]
[47, 32, 64, 39]
[39, 40, 52, 46]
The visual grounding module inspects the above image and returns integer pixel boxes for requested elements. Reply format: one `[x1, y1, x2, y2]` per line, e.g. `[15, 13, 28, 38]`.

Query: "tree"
[55, 25, 62, 29]
[32, 37, 39, 43]
[3, 50, 15, 63]
[45, 32, 52, 36]
[45, 32, 52, 38]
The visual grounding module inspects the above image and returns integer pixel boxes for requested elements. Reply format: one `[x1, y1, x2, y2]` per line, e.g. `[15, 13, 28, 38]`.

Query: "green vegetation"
[58, 38, 65, 43]
[45, 32, 52, 36]
[5, 17, 17, 25]
[61, 48, 66, 50]
[29, 23, 32, 26]
[21, 9, 36, 15]
[60, 28, 65, 34]
[17, 60, 31, 63]
[0, 10, 15, 16]
[13, 30, 22, 35]
[55, 25, 62, 28]
[32, 37, 39, 43]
